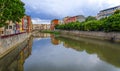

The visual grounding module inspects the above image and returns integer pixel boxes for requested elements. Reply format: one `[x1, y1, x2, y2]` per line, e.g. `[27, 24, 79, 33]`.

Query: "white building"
[76, 15, 86, 22]
[97, 5, 120, 20]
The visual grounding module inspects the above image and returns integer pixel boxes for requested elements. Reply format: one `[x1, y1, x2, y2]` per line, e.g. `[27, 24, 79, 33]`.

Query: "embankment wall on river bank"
[57, 30, 120, 42]
[0, 33, 31, 58]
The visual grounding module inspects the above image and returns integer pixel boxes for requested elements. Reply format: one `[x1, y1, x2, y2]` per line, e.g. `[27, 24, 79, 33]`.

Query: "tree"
[114, 9, 120, 14]
[84, 20, 102, 31]
[103, 14, 120, 32]
[0, 0, 25, 27]
[85, 16, 96, 22]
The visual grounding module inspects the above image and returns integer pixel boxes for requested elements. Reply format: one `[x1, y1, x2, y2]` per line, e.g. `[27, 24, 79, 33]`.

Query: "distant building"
[33, 24, 50, 30]
[63, 16, 70, 24]
[58, 20, 64, 24]
[50, 19, 59, 30]
[64, 16, 76, 24]
[97, 5, 120, 19]
[76, 15, 86, 22]
[63, 15, 85, 24]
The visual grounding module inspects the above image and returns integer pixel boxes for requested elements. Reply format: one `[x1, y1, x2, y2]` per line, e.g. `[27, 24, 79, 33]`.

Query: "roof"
[100, 5, 120, 12]
[76, 15, 86, 19]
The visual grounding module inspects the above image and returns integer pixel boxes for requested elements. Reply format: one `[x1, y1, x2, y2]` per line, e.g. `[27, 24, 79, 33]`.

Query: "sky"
[21, 0, 120, 24]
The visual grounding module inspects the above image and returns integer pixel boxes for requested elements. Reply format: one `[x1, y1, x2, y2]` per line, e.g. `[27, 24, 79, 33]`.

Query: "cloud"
[32, 18, 50, 24]
[21, 0, 120, 20]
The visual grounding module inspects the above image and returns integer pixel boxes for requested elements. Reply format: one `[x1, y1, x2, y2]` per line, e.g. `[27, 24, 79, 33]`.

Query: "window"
[9, 26, 12, 29]
[2, 31, 3, 34]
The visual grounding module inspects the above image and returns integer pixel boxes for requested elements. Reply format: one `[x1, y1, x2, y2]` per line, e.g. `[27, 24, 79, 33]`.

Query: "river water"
[0, 33, 120, 71]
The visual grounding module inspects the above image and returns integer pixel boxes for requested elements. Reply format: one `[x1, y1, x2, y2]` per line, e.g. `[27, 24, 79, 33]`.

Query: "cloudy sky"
[21, 0, 120, 24]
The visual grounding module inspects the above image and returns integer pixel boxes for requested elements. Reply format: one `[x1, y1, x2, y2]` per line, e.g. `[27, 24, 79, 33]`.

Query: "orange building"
[50, 19, 59, 30]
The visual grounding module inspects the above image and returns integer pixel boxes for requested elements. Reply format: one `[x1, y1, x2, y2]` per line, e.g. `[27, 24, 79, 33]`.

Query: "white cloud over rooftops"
[22, 0, 120, 21]
[32, 18, 50, 24]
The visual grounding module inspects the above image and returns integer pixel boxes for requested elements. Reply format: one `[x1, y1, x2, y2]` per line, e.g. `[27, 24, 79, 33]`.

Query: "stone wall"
[0, 33, 31, 58]
[57, 30, 120, 42]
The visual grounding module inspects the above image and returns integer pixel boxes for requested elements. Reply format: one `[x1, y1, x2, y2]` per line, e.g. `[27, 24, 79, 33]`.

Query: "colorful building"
[0, 15, 32, 36]
[63, 15, 85, 24]
[50, 19, 59, 30]
[0, 27, 4, 36]
[18, 19, 24, 33]
[4, 21, 17, 35]
[64, 16, 76, 24]
[22, 16, 33, 33]
[97, 5, 120, 19]
[33, 24, 50, 30]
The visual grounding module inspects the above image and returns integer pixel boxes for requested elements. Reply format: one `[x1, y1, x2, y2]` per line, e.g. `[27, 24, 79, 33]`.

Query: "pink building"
[63, 15, 85, 24]
[65, 17, 76, 24]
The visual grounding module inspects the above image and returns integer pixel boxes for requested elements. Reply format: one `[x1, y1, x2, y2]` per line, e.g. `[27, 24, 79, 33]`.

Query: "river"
[0, 33, 120, 71]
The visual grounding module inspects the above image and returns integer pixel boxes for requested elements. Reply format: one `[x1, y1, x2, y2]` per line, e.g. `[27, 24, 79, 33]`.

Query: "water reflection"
[1, 33, 120, 71]
[24, 33, 120, 71]
[50, 34, 60, 45]
[33, 33, 50, 38]
[55, 36, 120, 68]
[0, 37, 33, 71]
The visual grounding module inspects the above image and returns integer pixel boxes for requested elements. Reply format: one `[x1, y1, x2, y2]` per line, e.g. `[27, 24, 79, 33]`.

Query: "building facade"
[97, 5, 120, 19]
[4, 21, 17, 35]
[22, 16, 33, 33]
[0, 27, 4, 36]
[33, 24, 50, 30]
[64, 16, 76, 24]
[76, 15, 86, 22]
[0, 15, 32, 36]
[50, 19, 59, 30]
[63, 15, 85, 24]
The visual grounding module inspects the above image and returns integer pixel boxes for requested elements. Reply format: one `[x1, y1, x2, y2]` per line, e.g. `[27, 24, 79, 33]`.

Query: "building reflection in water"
[50, 34, 60, 45]
[32, 33, 50, 38]
[0, 37, 33, 71]
[52, 36, 120, 68]
[34, 33, 61, 45]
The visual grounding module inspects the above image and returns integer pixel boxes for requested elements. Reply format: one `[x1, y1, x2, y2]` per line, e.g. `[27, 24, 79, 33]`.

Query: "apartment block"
[97, 5, 120, 19]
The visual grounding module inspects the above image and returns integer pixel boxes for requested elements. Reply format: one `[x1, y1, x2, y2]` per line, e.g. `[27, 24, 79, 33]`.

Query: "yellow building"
[18, 19, 25, 33]
[0, 27, 4, 36]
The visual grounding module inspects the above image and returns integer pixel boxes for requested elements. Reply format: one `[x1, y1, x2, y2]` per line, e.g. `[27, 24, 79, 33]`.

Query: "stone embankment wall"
[0, 33, 31, 58]
[57, 30, 120, 42]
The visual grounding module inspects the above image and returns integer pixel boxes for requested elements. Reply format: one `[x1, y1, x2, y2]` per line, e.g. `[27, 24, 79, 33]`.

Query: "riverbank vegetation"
[41, 30, 60, 34]
[55, 10, 120, 32]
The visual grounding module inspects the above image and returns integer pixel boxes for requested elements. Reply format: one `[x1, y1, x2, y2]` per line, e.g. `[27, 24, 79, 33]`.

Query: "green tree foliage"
[84, 20, 102, 31]
[0, 0, 25, 27]
[85, 16, 97, 22]
[103, 14, 120, 32]
[55, 13, 120, 32]
[114, 10, 120, 14]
